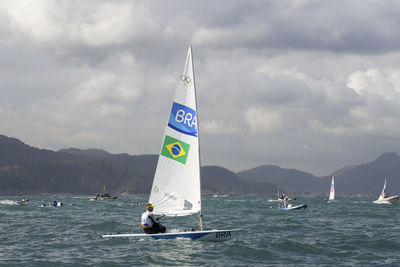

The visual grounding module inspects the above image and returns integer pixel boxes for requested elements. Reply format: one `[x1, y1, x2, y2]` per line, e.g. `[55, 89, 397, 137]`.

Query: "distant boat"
[40, 200, 63, 207]
[212, 192, 230, 198]
[90, 186, 118, 200]
[16, 197, 29, 205]
[101, 46, 239, 241]
[278, 195, 307, 211]
[279, 203, 307, 211]
[325, 176, 335, 202]
[268, 185, 296, 202]
[373, 178, 399, 204]
[90, 193, 118, 201]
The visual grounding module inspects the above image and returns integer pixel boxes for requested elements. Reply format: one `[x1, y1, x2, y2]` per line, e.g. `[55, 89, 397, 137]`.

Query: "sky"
[1, 0, 400, 176]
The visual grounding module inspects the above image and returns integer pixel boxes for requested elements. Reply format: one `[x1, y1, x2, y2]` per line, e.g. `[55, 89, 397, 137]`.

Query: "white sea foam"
[0, 200, 17, 205]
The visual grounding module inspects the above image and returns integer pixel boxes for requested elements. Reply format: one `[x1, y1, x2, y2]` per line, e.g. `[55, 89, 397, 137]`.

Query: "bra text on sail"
[168, 102, 197, 136]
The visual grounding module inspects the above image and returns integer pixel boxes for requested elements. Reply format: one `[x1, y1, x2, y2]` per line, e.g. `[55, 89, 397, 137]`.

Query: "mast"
[191, 46, 203, 231]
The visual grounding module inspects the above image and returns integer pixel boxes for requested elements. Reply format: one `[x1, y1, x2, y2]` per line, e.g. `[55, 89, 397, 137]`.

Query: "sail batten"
[149, 46, 201, 217]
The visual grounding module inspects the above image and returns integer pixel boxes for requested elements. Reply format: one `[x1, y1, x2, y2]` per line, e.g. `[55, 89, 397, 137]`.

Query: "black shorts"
[144, 223, 166, 234]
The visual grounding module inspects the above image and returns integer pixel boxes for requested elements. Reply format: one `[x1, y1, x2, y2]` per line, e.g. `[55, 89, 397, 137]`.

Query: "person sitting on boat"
[52, 200, 58, 207]
[283, 197, 289, 208]
[280, 193, 285, 200]
[141, 203, 166, 234]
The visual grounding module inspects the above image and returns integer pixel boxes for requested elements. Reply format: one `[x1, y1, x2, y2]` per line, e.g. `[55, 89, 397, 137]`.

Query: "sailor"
[52, 200, 58, 207]
[280, 193, 285, 200]
[141, 203, 166, 234]
[284, 197, 289, 208]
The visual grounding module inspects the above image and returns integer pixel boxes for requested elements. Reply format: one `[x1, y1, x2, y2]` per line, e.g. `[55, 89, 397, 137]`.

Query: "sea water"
[0, 195, 399, 266]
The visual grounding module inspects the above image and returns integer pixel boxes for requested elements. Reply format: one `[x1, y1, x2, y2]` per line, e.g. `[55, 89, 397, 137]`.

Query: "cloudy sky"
[1, 0, 400, 176]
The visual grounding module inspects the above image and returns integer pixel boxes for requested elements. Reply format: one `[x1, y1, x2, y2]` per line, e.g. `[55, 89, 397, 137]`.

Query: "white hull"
[16, 199, 29, 205]
[101, 229, 240, 242]
[373, 195, 399, 204]
[279, 204, 308, 210]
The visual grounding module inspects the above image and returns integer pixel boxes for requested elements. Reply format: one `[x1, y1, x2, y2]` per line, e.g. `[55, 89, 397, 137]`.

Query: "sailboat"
[373, 178, 399, 204]
[325, 176, 335, 202]
[102, 46, 239, 241]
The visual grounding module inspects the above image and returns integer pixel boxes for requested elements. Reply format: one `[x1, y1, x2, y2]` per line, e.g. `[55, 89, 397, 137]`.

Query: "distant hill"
[237, 153, 400, 195]
[319, 152, 400, 194]
[237, 165, 323, 193]
[0, 135, 79, 167]
[202, 166, 276, 194]
[1, 134, 400, 195]
[0, 135, 274, 195]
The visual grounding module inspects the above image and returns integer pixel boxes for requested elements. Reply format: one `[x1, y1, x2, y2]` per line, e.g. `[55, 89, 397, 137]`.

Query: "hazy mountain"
[201, 166, 276, 194]
[0, 135, 273, 195]
[237, 153, 400, 195]
[0, 135, 78, 168]
[319, 152, 400, 194]
[1, 134, 400, 195]
[237, 165, 323, 193]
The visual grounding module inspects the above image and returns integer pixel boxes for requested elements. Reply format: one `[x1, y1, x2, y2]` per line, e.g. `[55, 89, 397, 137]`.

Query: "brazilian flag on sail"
[160, 135, 190, 164]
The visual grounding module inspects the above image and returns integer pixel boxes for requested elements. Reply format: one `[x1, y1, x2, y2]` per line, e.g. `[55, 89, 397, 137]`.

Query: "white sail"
[378, 178, 387, 200]
[328, 176, 335, 200]
[149, 46, 201, 216]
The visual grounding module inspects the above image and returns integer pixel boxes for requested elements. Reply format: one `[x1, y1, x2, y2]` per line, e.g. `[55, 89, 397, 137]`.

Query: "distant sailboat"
[102, 46, 239, 241]
[373, 178, 399, 204]
[326, 176, 335, 202]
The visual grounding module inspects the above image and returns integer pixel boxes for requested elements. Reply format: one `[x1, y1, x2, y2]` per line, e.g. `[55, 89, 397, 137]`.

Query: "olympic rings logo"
[181, 74, 192, 86]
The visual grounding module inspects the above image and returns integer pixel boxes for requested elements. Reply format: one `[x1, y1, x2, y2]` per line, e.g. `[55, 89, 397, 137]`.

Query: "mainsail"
[149, 46, 201, 217]
[329, 176, 335, 201]
[378, 178, 387, 200]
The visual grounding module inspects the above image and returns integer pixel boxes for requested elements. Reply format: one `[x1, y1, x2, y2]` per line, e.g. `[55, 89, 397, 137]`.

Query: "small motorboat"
[90, 193, 118, 201]
[16, 197, 29, 205]
[279, 203, 308, 211]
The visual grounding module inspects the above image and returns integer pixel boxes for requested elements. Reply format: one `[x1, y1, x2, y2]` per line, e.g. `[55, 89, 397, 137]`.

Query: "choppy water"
[0, 195, 399, 266]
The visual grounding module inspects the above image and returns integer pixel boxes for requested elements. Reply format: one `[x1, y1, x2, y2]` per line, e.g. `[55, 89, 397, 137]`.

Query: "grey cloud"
[1, 1, 400, 176]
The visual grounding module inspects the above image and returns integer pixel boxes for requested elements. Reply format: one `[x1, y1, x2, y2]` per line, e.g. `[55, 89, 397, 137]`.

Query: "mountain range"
[0, 134, 399, 196]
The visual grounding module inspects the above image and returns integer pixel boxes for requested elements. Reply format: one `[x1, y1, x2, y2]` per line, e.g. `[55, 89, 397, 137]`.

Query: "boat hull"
[279, 204, 308, 210]
[373, 195, 399, 204]
[16, 199, 29, 205]
[101, 229, 240, 242]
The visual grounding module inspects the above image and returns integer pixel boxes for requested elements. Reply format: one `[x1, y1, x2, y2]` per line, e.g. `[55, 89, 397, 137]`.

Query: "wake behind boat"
[101, 46, 238, 241]
[373, 178, 399, 204]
